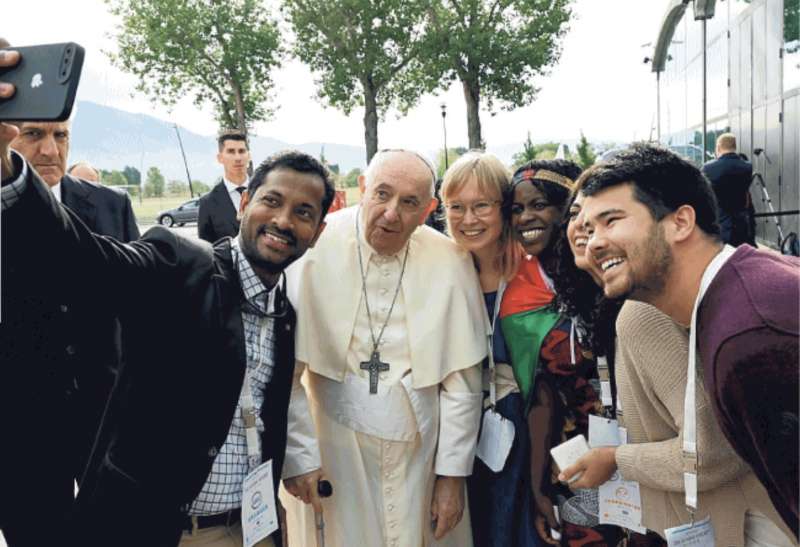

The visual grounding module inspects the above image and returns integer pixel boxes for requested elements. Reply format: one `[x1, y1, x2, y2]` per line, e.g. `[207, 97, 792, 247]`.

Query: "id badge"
[589, 415, 621, 448]
[242, 459, 279, 547]
[598, 470, 646, 534]
[476, 408, 515, 472]
[665, 516, 715, 547]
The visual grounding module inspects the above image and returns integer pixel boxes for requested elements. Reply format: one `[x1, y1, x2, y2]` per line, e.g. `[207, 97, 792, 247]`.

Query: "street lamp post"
[440, 103, 448, 171]
[173, 123, 195, 198]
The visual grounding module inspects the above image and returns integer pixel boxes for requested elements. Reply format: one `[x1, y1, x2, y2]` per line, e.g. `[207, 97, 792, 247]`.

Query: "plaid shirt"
[189, 238, 277, 515]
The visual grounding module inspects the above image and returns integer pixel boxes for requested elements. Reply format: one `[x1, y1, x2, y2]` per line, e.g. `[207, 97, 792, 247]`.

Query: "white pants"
[744, 511, 796, 547]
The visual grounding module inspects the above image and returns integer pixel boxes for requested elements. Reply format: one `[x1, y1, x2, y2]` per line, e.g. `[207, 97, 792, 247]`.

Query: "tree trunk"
[462, 77, 483, 149]
[363, 82, 379, 165]
[230, 81, 254, 176]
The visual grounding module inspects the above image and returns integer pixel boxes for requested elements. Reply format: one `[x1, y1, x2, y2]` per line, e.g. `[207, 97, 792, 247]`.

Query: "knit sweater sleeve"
[613, 302, 749, 492]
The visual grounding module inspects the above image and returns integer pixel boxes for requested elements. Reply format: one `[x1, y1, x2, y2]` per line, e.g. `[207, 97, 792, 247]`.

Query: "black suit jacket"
[6, 165, 295, 547]
[702, 152, 753, 213]
[61, 175, 140, 242]
[198, 180, 240, 243]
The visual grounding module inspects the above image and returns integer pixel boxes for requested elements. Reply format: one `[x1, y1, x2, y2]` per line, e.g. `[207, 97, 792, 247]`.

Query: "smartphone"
[0, 42, 84, 121]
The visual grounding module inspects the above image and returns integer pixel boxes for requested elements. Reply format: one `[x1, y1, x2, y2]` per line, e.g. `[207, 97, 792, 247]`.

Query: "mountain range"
[70, 101, 370, 183]
[69, 101, 583, 184]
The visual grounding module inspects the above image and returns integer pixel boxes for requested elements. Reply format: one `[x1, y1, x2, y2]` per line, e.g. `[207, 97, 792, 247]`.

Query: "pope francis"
[281, 150, 488, 547]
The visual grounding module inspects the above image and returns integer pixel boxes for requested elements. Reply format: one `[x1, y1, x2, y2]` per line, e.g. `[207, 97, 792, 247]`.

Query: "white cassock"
[281, 206, 488, 547]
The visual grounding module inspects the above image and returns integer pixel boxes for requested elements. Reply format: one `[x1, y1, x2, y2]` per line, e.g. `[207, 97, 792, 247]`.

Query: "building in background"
[649, 0, 799, 250]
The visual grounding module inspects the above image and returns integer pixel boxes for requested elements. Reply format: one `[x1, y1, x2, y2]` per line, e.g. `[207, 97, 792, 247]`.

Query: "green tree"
[167, 179, 188, 196]
[106, 170, 128, 187]
[144, 167, 165, 198]
[436, 147, 468, 178]
[575, 132, 597, 169]
[106, 0, 283, 135]
[284, 0, 439, 163]
[341, 168, 362, 189]
[428, 0, 573, 148]
[192, 180, 211, 195]
[512, 132, 537, 167]
[122, 165, 141, 187]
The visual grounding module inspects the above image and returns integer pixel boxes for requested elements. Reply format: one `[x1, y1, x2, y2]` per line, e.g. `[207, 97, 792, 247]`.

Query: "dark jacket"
[61, 174, 140, 242]
[4, 164, 295, 547]
[198, 180, 239, 243]
[702, 153, 753, 213]
[697, 245, 799, 539]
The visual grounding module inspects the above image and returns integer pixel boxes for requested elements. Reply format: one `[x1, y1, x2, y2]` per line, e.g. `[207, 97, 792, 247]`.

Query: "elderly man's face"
[359, 152, 437, 255]
[10, 121, 70, 186]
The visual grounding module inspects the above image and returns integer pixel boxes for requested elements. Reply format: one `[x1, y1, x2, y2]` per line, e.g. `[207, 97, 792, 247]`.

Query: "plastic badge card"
[599, 470, 646, 533]
[476, 409, 515, 472]
[242, 460, 278, 547]
[665, 516, 715, 547]
[588, 415, 622, 448]
[550, 434, 590, 483]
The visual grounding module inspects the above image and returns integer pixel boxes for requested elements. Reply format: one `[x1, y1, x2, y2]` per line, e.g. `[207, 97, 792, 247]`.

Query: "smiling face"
[567, 192, 591, 271]
[582, 183, 673, 301]
[510, 182, 562, 257]
[238, 167, 326, 285]
[359, 152, 437, 255]
[10, 121, 70, 186]
[444, 177, 503, 257]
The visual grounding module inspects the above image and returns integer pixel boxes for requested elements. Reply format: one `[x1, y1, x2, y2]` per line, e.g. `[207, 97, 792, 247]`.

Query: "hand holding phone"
[0, 42, 84, 122]
[0, 48, 21, 179]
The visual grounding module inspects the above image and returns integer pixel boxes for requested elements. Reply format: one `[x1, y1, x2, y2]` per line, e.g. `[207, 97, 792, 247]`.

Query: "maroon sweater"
[697, 245, 799, 539]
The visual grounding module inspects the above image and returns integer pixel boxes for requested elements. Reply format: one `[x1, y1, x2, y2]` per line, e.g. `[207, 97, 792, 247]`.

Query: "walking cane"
[315, 480, 333, 547]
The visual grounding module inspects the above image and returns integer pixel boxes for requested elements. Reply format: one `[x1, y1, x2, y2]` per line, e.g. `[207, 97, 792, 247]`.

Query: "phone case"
[0, 42, 85, 121]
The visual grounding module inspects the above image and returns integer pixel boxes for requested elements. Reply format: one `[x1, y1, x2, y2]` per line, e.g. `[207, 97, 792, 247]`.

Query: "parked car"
[157, 198, 199, 227]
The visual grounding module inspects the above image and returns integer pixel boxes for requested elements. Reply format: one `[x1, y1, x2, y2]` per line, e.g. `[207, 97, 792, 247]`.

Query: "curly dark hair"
[248, 150, 337, 219]
[542, 200, 622, 358]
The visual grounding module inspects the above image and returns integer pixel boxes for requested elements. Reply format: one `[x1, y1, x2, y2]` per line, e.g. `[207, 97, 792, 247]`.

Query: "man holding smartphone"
[1, 48, 334, 547]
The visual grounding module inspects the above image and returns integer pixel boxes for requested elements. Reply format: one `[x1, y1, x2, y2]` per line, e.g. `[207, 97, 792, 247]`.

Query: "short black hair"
[510, 159, 582, 210]
[580, 142, 720, 237]
[248, 150, 336, 220]
[217, 129, 248, 151]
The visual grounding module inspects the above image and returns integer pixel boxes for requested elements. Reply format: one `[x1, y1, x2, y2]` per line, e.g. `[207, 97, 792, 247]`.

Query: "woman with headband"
[506, 160, 623, 546]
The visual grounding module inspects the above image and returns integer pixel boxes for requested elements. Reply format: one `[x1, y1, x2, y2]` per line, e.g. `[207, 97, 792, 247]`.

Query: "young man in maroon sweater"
[563, 143, 798, 540]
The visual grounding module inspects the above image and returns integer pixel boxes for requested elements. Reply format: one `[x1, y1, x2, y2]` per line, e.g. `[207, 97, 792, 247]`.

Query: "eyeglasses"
[444, 200, 501, 219]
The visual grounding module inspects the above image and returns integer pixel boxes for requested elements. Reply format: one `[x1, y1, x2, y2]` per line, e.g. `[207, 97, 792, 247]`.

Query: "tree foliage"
[341, 168, 362, 188]
[106, 0, 283, 133]
[284, 0, 439, 162]
[106, 170, 128, 186]
[512, 137, 561, 167]
[144, 166, 166, 198]
[122, 165, 141, 187]
[436, 147, 468, 178]
[428, 0, 573, 148]
[575, 131, 597, 169]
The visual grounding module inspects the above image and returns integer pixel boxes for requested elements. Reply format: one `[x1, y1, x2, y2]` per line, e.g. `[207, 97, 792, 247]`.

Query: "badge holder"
[241, 318, 280, 547]
[664, 246, 734, 547]
[476, 281, 515, 472]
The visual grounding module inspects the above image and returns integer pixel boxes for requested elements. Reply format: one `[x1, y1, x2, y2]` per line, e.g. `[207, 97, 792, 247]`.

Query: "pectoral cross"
[360, 351, 390, 394]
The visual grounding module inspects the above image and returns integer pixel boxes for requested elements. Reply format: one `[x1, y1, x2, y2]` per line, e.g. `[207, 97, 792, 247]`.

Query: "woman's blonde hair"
[441, 151, 524, 281]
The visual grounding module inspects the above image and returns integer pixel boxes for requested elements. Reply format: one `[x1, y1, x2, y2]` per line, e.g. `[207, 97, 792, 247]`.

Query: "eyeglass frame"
[442, 199, 503, 219]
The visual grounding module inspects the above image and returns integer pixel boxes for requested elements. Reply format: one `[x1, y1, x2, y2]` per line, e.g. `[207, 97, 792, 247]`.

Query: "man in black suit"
[0, 113, 137, 544]
[702, 133, 755, 246]
[198, 130, 251, 243]
[2, 80, 334, 546]
[10, 119, 140, 242]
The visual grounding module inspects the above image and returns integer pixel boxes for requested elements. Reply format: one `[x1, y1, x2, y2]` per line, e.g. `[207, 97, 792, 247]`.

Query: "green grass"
[132, 195, 193, 223]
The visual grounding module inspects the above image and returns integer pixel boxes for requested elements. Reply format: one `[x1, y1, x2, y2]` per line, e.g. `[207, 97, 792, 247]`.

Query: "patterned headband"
[511, 168, 575, 191]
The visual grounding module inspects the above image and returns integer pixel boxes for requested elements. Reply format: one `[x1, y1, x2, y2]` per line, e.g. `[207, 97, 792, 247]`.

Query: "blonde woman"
[441, 151, 540, 547]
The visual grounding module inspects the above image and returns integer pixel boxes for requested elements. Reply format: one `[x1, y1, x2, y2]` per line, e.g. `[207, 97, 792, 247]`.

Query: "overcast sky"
[5, 0, 666, 150]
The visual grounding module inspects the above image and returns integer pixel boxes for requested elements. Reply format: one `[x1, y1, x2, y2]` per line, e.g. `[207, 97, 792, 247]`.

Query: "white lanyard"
[683, 244, 735, 514]
[487, 280, 507, 409]
[242, 294, 274, 471]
